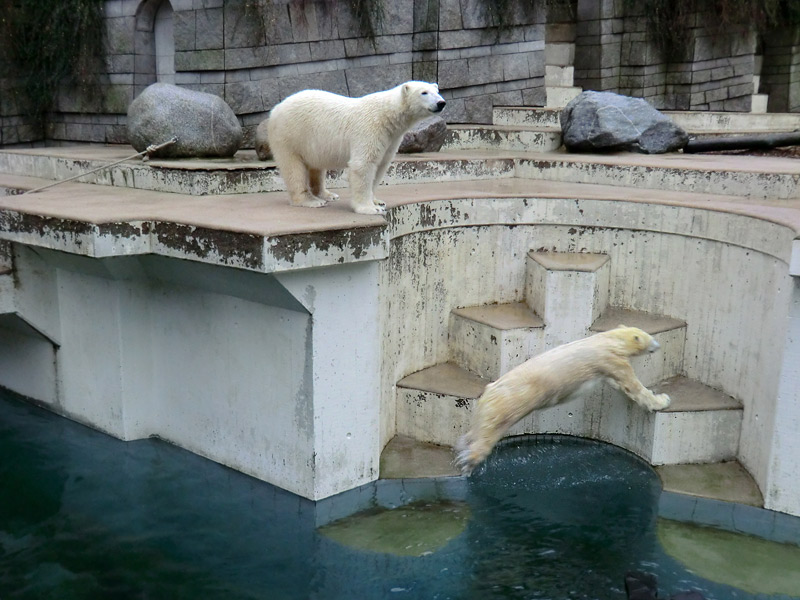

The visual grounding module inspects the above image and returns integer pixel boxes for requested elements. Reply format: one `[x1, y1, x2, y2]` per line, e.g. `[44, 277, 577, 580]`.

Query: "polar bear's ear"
[402, 82, 411, 96]
[616, 323, 627, 329]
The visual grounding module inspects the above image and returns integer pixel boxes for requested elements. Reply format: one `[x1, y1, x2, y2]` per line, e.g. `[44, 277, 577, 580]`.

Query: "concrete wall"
[1, 246, 382, 501]
[380, 198, 794, 509]
[766, 277, 800, 515]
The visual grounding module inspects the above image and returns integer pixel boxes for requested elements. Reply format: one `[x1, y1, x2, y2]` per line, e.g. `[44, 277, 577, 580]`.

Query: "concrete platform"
[2, 142, 800, 515]
[657, 461, 763, 507]
[379, 435, 460, 479]
[450, 302, 543, 330]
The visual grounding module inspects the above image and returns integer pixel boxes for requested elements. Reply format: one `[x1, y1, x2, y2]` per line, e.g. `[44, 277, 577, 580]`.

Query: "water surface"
[1, 389, 797, 599]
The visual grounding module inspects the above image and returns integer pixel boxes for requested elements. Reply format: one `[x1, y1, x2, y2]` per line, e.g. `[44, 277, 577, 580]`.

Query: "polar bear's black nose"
[434, 100, 446, 112]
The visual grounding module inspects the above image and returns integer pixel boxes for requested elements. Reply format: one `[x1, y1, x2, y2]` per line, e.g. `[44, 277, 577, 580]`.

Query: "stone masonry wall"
[762, 27, 800, 113]
[2, 0, 546, 147]
[1, 0, 799, 147]
[574, 0, 757, 111]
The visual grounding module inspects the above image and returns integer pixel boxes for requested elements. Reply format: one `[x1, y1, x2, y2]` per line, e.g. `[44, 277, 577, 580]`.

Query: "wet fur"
[455, 326, 671, 475]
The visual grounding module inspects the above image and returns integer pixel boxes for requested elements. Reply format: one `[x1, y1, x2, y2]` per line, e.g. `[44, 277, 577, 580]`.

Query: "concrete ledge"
[493, 106, 561, 127]
[529, 250, 609, 272]
[450, 302, 543, 330]
[591, 307, 686, 335]
[517, 154, 800, 200]
[4, 147, 800, 202]
[442, 125, 562, 152]
[659, 490, 800, 546]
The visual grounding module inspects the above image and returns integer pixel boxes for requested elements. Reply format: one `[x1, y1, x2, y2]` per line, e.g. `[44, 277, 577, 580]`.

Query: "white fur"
[454, 327, 671, 476]
[263, 81, 445, 215]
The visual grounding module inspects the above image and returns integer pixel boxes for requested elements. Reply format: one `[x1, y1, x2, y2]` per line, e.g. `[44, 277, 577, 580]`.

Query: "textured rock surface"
[561, 91, 688, 154]
[398, 116, 447, 153]
[127, 83, 242, 158]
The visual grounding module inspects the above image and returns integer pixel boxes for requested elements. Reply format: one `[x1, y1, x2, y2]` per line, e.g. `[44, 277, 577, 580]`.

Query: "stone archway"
[134, 0, 175, 96]
[154, 0, 175, 84]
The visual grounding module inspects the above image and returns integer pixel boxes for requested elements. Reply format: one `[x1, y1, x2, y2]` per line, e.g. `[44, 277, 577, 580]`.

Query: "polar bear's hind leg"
[309, 169, 338, 203]
[274, 149, 326, 208]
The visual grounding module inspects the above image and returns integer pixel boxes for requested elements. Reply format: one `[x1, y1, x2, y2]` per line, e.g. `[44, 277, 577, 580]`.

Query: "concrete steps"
[395, 249, 745, 469]
[442, 124, 562, 152]
[590, 307, 686, 388]
[396, 362, 487, 446]
[657, 460, 762, 507]
[449, 302, 544, 381]
[2, 137, 799, 199]
[493, 106, 561, 128]
[493, 105, 800, 134]
[379, 435, 460, 479]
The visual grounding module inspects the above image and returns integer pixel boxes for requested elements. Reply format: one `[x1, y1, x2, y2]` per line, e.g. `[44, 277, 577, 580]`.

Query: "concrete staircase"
[395, 250, 744, 469]
[442, 105, 800, 153]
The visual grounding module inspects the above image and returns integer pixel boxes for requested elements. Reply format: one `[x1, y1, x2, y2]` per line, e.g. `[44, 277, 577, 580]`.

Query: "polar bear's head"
[401, 81, 446, 116]
[611, 325, 660, 356]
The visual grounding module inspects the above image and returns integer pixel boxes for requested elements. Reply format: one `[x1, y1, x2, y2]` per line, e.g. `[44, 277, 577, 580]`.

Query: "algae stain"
[318, 500, 470, 557]
[657, 518, 800, 596]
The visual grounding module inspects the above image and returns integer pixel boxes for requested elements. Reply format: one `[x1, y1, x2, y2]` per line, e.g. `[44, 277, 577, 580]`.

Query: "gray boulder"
[398, 116, 447, 153]
[560, 91, 688, 154]
[127, 83, 242, 158]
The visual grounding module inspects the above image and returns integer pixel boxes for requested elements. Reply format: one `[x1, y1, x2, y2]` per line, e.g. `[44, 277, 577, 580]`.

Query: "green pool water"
[1, 388, 798, 600]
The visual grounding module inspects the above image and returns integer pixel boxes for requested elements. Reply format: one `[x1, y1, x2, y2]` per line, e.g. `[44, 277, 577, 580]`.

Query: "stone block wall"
[762, 27, 800, 113]
[1, 0, 799, 147]
[2, 0, 546, 147]
[574, 0, 757, 111]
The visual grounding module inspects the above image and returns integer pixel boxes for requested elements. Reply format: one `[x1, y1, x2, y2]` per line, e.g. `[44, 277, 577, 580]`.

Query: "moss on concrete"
[318, 500, 470, 557]
[658, 518, 800, 596]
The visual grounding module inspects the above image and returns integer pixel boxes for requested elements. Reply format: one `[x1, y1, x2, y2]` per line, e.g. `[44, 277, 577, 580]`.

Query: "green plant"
[0, 0, 105, 136]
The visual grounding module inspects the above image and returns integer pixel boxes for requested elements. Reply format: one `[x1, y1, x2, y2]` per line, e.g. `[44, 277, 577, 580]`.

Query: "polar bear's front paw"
[374, 198, 386, 207]
[652, 393, 671, 411]
[353, 204, 387, 215]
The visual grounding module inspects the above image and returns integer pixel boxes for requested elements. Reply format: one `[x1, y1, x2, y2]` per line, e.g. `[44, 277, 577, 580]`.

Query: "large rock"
[561, 91, 688, 154]
[398, 116, 447, 153]
[127, 83, 242, 158]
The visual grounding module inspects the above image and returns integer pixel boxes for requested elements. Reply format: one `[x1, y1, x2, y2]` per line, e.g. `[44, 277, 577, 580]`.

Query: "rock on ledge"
[399, 116, 447, 153]
[561, 91, 688, 154]
[127, 83, 243, 158]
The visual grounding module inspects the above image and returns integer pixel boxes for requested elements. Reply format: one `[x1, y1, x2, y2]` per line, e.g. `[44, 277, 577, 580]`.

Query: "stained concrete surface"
[451, 302, 544, 330]
[380, 435, 461, 479]
[656, 461, 763, 507]
[658, 519, 800, 596]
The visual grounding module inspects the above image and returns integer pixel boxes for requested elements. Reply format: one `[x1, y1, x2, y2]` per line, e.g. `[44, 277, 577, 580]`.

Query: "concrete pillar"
[766, 276, 800, 516]
[276, 262, 382, 500]
[525, 251, 610, 348]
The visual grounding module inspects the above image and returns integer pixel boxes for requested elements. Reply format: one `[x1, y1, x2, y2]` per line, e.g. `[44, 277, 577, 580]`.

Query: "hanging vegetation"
[627, 0, 800, 62]
[0, 0, 105, 136]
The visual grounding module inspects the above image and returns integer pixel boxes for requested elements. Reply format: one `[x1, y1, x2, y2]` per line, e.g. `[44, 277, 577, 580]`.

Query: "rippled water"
[0, 388, 797, 600]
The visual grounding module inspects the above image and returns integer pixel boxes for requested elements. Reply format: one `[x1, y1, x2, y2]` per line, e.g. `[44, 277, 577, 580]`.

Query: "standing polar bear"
[455, 326, 672, 475]
[257, 81, 446, 215]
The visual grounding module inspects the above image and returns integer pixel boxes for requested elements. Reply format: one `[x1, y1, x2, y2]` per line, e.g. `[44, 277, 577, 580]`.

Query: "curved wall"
[380, 196, 795, 496]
